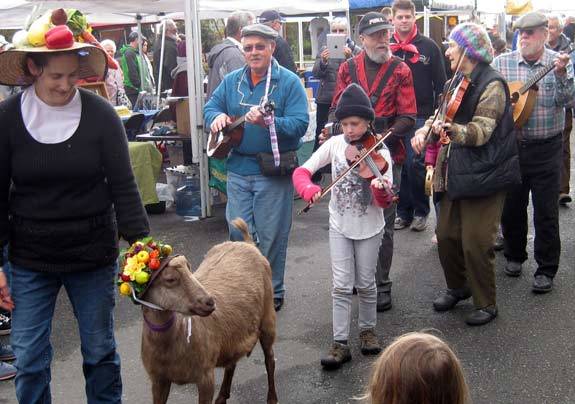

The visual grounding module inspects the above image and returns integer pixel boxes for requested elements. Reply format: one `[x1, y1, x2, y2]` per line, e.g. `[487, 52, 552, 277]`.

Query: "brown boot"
[359, 328, 381, 355]
[320, 342, 352, 370]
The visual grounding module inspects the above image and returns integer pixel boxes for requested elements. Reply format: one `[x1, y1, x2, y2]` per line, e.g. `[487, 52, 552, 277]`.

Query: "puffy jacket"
[204, 59, 309, 176]
[446, 63, 521, 200]
[312, 42, 360, 105]
[119, 45, 141, 94]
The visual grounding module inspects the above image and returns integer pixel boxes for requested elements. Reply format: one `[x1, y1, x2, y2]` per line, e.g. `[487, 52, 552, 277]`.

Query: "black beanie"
[335, 83, 375, 122]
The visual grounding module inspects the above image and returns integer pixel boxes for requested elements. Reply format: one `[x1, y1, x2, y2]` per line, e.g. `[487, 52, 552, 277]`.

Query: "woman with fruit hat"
[0, 12, 149, 403]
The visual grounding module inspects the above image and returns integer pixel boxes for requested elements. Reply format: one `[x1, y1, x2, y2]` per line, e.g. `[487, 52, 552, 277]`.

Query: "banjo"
[207, 101, 275, 159]
[509, 43, 575, 128]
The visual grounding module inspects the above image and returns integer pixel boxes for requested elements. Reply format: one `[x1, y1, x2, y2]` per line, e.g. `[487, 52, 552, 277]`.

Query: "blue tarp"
[349, 0, 392, 9]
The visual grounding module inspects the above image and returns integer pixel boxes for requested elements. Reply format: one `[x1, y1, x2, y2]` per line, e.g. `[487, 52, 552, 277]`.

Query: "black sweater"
[0, 89, 149, 271]
[391, 33, 447, 118]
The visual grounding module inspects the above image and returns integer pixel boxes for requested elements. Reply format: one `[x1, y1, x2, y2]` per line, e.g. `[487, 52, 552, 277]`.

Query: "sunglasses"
[243, 44, 267, 53]
[519, 28, 536, 36]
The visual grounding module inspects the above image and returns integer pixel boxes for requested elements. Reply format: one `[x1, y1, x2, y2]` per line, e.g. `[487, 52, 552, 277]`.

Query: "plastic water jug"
[176, 176, 201, 221]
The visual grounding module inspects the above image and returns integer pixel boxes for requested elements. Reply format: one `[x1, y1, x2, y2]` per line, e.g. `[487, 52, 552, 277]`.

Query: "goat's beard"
[365, 47, 391, 64]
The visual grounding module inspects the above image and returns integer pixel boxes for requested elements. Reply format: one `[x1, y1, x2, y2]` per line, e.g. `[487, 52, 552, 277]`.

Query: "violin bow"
[423, 48, 468, 141]
[297, 129, 394, 215]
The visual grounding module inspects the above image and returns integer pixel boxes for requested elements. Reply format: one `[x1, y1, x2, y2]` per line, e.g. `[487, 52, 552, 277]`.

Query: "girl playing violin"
[411, 23, 520, 326]
[292, 83, 395, 369]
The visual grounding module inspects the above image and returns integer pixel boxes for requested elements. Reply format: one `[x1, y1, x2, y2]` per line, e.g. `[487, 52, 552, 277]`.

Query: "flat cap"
[258, 10, 286, 24]
[241, 24, 278, 40]
[358, 12, 393, 35]
[514, 11, 548, 30]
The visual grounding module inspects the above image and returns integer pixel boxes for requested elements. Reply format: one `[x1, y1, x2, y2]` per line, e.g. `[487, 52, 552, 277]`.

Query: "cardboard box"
[175, 99, 190, 135]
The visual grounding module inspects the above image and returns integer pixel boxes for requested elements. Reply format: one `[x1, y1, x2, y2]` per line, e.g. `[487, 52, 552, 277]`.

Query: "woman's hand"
[320, 48, 330, 63]
[431, 119, 446, 135]
[0, 272, 14, 311]
[311, 191, 322, 204]
[412, 131, 426, 154]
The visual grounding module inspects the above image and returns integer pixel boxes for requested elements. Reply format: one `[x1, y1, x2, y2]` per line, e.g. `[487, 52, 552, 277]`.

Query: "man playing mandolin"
[204, 24, 309, 312]
[493, 11, 575, 293]
[412, 23, 520, 326]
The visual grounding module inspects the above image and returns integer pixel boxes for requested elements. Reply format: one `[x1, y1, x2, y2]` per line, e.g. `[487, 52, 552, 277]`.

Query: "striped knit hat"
[449, 23, 494, 65]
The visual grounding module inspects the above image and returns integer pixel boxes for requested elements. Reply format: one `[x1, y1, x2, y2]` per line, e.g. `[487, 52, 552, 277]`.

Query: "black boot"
[465, 306, 498, 326]
[433, 288, 472, 312]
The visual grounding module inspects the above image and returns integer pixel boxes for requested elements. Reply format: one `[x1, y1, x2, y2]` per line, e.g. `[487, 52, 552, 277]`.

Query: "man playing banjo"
[493, 11, 575, 293]
[204, 24, 309, 312]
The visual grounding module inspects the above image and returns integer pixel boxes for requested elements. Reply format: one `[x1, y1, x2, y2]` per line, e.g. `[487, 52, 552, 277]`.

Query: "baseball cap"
[358, 12, 393, 35]
[258, 10, 286, 24]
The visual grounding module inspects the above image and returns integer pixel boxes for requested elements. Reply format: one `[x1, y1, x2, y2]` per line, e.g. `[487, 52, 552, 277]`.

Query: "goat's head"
[142, 255, 215, 316]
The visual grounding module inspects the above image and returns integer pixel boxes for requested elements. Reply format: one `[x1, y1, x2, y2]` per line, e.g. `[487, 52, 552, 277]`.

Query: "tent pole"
[156, 20, 166, 109]
[184, 0, 211, 217]
[136, 15, 144, 109]
[298, 20, 304, 70]
[424, 6, 430, 38]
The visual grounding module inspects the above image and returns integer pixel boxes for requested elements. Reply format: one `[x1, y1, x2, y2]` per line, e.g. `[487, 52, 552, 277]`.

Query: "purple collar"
[143, 311, 176, 332]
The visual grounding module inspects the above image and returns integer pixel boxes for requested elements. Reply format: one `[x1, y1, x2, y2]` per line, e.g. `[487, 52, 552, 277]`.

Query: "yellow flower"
[126, 256, 139, 266]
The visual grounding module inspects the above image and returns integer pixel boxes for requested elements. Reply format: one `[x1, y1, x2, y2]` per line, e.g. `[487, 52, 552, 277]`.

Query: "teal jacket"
[204, 59, 309, 175]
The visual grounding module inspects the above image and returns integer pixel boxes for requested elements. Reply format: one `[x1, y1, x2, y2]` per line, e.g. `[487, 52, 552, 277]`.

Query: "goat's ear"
[168, 255, 188, 270]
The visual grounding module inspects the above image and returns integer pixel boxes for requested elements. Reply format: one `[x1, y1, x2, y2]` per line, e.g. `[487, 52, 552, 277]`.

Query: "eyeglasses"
[331, 29, 346, 34]
[519, 28, 535, 36]
[243, 44, 268, 53]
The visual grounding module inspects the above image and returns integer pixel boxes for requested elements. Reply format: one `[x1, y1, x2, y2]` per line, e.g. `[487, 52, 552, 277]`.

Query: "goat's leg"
[197, 371, 216, 404]
[151, 378, 172, 404]
[214, 364, 237, 404]
[260, 334, 278, 404]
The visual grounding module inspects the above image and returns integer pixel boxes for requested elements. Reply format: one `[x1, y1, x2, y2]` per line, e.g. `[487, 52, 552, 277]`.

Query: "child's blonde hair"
[365, 332, 469, 404]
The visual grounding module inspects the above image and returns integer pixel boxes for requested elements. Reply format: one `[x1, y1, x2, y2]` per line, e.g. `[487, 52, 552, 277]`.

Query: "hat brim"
[0, 43, 107, 86]
[361, 23, 393, 36]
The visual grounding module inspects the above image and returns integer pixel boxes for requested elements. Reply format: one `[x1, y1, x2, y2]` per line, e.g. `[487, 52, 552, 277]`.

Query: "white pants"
[329, 227, 382, 341]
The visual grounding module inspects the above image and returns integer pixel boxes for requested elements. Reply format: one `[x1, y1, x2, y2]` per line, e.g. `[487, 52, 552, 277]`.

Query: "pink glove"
[370, 180, 396, 208]
[292, 167, 322, 203]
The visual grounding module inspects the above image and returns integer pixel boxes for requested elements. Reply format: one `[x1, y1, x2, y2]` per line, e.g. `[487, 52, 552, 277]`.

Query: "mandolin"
[508, 43, 575, 128]
[207, 101, 275, 159]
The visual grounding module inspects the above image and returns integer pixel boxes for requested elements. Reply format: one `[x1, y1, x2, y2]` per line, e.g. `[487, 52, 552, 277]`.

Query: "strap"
[347, 58, 359, 85]
[370, 57, 400, 106]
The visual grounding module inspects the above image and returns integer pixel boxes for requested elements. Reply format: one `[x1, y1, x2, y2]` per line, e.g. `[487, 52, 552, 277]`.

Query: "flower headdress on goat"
[117, 238, 174, 303]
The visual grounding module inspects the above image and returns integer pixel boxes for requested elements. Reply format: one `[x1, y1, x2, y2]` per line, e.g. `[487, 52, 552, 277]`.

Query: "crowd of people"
[0, 1, 574, 403]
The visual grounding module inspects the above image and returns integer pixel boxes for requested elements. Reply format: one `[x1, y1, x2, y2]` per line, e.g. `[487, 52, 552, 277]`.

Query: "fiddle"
[345, 132, 389, 180]
[436, 74, 471, 145]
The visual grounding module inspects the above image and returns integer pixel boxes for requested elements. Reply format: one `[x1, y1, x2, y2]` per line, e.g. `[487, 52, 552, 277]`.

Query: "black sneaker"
[0, 311, 11, 336]
[0, 344, 15, 361]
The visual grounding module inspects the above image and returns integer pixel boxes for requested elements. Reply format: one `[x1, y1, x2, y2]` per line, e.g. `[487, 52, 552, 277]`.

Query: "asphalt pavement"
[1, 188, 574, 404]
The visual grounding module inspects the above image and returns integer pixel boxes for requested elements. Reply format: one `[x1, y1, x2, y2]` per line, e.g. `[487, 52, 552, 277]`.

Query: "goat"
[140, 218, 278, 404]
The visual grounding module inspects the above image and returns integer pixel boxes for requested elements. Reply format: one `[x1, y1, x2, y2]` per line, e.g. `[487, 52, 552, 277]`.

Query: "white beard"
[366, 48, 391, 64]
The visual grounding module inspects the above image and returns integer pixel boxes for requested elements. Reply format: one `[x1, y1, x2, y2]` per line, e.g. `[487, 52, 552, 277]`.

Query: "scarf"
[390, 24, 420, 64]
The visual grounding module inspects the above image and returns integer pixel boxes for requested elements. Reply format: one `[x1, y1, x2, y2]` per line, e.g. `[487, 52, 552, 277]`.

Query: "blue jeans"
[397, 118, 430, 221]
[226, 171, 294, 298]
[10, 263, 121, 404]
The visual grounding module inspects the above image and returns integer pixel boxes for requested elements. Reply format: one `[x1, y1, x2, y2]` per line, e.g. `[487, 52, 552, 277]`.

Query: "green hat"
[514, 12, 548, 30]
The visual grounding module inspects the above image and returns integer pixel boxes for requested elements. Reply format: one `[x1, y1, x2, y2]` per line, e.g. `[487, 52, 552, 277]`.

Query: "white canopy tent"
[0, 0, 350, 218]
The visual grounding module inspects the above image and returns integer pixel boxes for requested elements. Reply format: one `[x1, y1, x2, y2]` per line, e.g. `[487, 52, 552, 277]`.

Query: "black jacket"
[391, 32, 447, 118]
[153, 36, 178, 93]
[273, 36, 297, 73]
[446, 63, 521, 200]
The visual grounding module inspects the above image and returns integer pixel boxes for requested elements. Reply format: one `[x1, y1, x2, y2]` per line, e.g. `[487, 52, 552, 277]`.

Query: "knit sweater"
[0, 88, 149, 271]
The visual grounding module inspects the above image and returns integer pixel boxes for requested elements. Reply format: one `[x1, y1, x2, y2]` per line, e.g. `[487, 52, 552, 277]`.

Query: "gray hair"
[100, 39, 117, 53]
[548, 14, 563, 29]
[330, 17, 349, 31]
[226, 11, 255, 37]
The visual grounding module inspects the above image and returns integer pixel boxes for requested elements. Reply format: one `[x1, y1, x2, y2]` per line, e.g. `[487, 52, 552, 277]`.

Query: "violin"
[437, 74, 471, 145]
[345, 132, 389, 180]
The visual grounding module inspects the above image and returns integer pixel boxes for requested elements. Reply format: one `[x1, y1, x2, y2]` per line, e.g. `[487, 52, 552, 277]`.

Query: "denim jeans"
[397, 118, 430, 221]
[10, 263, 121, 404]
[226, 171, 294, 298]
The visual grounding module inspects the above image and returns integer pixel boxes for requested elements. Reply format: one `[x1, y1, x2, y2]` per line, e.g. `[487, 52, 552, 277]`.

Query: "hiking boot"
[0, 311, 10, 336]
[433, 288, 472, 312]
[410, 216, 428, 232]
[0, 344, 15, 362]
[0, 361, 16, 381]
[394, 217, 411, 230]
[359, 328, 381, 355]
[504, 260, 522, 277]
[320, 342, 352, 370]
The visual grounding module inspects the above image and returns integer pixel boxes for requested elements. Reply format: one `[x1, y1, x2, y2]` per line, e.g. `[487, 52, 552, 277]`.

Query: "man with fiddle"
[493, 12, 575, 293]
[324, 12, 417, 312]
[412, 23, 520, 326]
[204, 24, 309, 312]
